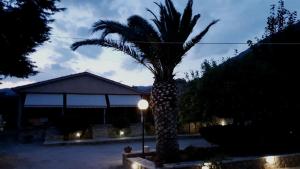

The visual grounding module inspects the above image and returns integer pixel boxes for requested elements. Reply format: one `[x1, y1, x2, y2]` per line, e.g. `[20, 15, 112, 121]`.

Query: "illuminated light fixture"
[202, 162, 212, 169]
[265, 156, 276, 165]
[204, 162, 212, 166]
[119, 130, 125, 136]
[137, 99, 149, 110]
[137, 99, 149, 157]
[220, 119, 226, 126]
[131, 162, 139, 169]
[75, 132, 81, 138]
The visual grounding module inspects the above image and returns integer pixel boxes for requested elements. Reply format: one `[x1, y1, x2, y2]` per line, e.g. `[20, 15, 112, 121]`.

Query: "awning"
[24, 94, 63, 107]
[108, 95, 141, 107]
[67, 94, 107, 108]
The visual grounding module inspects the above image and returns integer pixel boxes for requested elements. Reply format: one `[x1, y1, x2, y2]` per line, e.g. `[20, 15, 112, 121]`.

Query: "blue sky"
[1, 0, 300, 88]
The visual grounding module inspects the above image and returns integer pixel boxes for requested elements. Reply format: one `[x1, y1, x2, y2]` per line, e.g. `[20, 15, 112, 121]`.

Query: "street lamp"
[137, 99, 149, 157]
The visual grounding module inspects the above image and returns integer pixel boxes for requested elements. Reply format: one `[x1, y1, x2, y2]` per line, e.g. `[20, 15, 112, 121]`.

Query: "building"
[0, 88, 18, 130]
[12, 72, 144, 130]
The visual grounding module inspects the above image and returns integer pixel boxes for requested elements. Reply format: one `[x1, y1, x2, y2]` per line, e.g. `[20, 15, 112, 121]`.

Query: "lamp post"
[137, 99, 149, 157]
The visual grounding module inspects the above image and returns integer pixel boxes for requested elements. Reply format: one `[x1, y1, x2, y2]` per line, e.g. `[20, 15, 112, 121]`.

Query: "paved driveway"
[0, 138, 211, 169]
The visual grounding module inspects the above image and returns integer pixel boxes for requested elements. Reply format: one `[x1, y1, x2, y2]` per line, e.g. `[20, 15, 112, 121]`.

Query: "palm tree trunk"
[150, 80, 179, 162]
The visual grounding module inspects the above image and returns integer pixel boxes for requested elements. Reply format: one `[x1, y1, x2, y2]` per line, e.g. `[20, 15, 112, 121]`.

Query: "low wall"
[123, 152, 300, 169]
[123, 152, 156, 169]
[93, 124, 142, 138]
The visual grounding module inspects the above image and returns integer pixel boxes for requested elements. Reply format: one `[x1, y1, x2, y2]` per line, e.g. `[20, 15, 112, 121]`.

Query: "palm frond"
[165, 0, 180, 20]
[71, 38, 157, 74]
[189, 14, 201, 31]
[153, 2, 168, 41]
[70, 0, 219, 82]
[179, 0, 195, 42]
[127, 15, 160, 42]
[164, 0, 181, 41]
[92, 20, 137, 40]
[71, 38, 140, 60]
[146, 8, 159, 22]
[71, 39, 102, 51]
[183, 19, 219, 54]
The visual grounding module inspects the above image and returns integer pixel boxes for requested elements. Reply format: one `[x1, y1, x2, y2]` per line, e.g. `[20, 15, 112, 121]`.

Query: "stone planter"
[124, 146, 133, 153]
[123, 152, 300, 169]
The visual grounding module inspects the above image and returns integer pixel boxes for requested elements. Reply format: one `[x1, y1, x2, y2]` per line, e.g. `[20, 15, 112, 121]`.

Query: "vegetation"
[264, 0, 298, 37]
[179, 62, 217, 124]
[0, 0, 63, 81]
[180, 0, 299, 126]
[56, 115, 92, 140]
[179, 0, 300, 147]
[71, 0, 218, 162]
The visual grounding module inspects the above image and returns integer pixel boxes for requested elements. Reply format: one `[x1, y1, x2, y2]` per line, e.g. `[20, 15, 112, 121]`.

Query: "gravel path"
[0, 138, 211, 169]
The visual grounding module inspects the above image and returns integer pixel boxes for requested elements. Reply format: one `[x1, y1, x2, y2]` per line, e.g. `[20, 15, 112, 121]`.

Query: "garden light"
[137, 99, 149, 157]
[75, 132, 81, 138]
[131, 162, 139, 169]
[265, 156, 276, 165]
[137, 99, 149, 110]
[220, 119, 226, 126]
[201, 162, 212, 169]
[119, 130, 125, 136]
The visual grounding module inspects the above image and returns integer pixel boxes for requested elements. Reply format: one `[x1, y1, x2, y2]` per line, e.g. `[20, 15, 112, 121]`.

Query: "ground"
[0, 138, 211, 169]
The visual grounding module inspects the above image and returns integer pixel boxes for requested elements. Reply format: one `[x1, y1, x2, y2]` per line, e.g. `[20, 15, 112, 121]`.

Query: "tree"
[179, 60, 217, 124]
[71, 0, 218, 162]
[264, 0, 297, 37]
[184, 0, 300, 126]
[0, 0, 63, 81]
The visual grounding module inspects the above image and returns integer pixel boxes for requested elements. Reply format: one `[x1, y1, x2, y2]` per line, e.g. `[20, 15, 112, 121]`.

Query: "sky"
[1, 0, 300, 89]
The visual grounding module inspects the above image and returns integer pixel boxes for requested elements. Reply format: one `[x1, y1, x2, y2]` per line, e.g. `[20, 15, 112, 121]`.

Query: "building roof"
[0, 88, 17, 96]
[14, 72, 141, 95]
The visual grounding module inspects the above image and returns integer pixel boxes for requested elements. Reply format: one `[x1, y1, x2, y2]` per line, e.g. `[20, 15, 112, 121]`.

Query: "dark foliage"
[196, 22, 300, 127]
[180, 1, 300, 127]
[56, 115, 91, 140]
[201, 125, 300, 151]
[181, 146, 222, 161]
[183, 1, 300, 149]
[264, 0, 298, 37]
[110, 114, 130, 129]
[179, 62, 217, 123]
[0, 0, 63, 80]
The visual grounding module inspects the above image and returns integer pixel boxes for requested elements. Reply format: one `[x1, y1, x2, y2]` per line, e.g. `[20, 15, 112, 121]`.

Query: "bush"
[201, 125, 300, 152]
[56, 116, 91, 140]
[108, 128, 131, 138]
[110, 115, 130, 129]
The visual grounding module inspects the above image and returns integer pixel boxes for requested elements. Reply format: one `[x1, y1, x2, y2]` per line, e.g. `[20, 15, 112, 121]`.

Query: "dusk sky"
[1, 0, 300, 89]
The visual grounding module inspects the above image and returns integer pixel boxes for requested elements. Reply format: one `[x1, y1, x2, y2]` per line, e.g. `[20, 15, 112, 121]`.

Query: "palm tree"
[71, 0, 218, 162]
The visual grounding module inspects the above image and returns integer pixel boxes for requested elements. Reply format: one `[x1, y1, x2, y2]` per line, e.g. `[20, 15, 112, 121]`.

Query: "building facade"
[13, 72, 144, 129]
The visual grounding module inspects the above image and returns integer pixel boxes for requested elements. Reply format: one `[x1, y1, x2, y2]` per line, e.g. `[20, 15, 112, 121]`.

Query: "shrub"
[110, 115, 130, 129]
[108, 128, 131, 138]
[201, 125, 300, 152]
[56, 116, 91, 140]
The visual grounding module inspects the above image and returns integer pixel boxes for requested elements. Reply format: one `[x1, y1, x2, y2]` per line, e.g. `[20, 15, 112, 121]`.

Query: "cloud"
[76, 46, 102, 59]
[121, 58, 141, 71]
[2, 0, 300, 88]
[100, 70, 116, 77]
[0, 80, 35, 89]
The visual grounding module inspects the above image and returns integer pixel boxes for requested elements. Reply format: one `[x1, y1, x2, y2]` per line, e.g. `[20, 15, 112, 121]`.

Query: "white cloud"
[66, 47, 154, 86]
[53, 4, 96, 31]
[0, 80, 35, 89]
[30, 44, 61, 70]
[2, 0, 300, 88]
